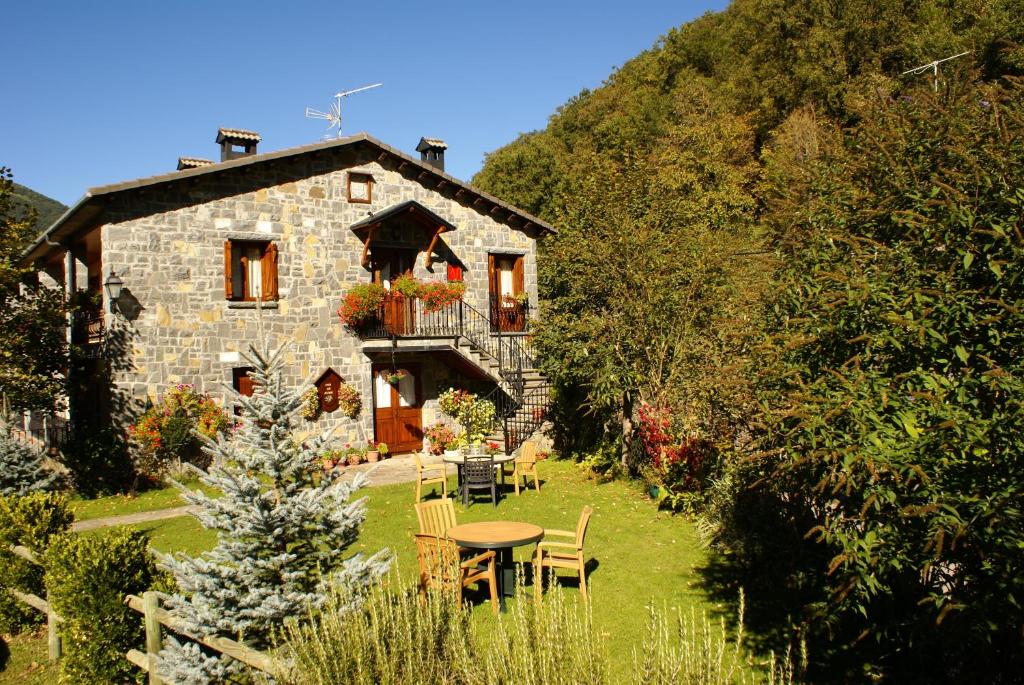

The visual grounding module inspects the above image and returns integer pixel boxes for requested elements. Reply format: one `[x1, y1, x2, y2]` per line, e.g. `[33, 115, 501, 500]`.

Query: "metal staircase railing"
[355, 294, 549, 453]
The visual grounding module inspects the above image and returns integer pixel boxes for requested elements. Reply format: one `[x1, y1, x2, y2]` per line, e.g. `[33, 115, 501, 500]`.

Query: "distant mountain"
[11, 183, 67, 234]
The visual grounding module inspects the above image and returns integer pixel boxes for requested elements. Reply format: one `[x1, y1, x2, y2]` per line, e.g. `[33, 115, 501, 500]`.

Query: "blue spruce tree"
[0, 418, 59, 496]
[159, 344, 390, 683]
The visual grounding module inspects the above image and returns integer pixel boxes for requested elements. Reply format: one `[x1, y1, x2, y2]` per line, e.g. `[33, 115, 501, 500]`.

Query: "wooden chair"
[534, 505, 593, 601]
[415, 497, 458, 537]
[414, 533, 499, 615]
[461, 454, 497, 507]
[512, 441, 540, 495]
[413, 452, 447, 502]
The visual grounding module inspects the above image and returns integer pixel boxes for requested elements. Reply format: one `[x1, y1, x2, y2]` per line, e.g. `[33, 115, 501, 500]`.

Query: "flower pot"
[347, 456, 362, 467]
[366, 450, 379, 463]
[443, 449, 460, 459]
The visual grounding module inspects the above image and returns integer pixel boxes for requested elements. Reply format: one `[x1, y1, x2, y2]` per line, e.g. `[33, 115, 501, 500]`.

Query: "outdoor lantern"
[104, 270, 124, 311]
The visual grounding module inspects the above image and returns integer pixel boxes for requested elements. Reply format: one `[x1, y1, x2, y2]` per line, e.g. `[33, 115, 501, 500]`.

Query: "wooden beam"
[377, 152, 388, 162]
[360, 225, 379, 267]
[398, 161, 409, 172]
[437, 179, 447, 191]
[423, 225, 444, 269]
[455, 189, 466, 200]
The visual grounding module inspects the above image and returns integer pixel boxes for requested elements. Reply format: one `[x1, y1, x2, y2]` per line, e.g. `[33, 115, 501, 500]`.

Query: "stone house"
[22, 129, 553, 454]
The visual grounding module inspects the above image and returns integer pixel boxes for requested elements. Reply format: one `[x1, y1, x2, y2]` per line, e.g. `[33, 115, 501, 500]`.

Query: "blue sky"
[1, 1, 726, 206]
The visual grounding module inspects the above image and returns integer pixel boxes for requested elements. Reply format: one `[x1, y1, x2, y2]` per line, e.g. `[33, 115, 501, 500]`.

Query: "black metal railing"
[9, 420, 70, 451]
[488, 295, 531, 333]
[354, 293, 549, 455]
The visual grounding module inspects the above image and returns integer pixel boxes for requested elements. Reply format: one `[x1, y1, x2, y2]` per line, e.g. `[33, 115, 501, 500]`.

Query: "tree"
[158, 344, 390, 684]
[0, 417, 59, 496]
[749, 78, 1024, 681]
[0, 167, 67, 413]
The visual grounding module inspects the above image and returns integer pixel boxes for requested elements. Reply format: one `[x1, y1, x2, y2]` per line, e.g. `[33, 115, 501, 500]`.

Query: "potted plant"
[485, 441, 502, 456]
[392, 273, 422, 299]
[420, 281, 466, 314]
[377, 442, 390, 459]
[366, 440, 387, 463]
[337, 283, 387, 327]
[383, 369, 407, 386]
[424, 422, 456, 456]
[344, 444, 364, 467]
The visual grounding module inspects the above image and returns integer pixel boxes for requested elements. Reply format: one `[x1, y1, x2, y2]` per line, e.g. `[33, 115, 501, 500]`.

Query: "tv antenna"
[901, 51, 971, 91]
[305, 83, 383, 139]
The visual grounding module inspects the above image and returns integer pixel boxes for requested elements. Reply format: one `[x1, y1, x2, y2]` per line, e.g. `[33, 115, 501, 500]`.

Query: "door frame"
[371, 362, 423, 454]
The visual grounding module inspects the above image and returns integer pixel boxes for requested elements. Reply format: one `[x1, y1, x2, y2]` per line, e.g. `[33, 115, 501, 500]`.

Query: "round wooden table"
[446, 521, 544, 611]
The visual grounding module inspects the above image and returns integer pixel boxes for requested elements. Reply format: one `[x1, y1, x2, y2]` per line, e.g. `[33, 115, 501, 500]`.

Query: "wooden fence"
[5, 545, 284, 684]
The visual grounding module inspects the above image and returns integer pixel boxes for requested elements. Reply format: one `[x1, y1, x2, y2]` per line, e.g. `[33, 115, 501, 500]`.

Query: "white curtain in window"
[375, 373, 391, 408]
[398, 370, 415, 407]
[245, 245, 263, 299]
[499, 262, 514, 297]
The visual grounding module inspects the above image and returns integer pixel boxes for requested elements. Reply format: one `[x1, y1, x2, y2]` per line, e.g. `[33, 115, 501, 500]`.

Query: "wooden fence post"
[143, 591, 163, 685]
[46, 609, 61, 661]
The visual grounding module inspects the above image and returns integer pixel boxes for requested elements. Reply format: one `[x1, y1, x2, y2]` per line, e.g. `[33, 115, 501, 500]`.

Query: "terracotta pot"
[347, 455, 362, 467]
[366, 450, 379, 463]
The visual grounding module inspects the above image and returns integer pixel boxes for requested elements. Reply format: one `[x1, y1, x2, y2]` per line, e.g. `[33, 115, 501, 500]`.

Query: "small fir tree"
[158, 344, 390, 684]
[0, 418, 59, 496]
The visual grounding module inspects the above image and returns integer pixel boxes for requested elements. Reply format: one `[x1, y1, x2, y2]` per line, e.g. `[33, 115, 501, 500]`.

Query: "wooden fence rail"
[6, 544, 284, 684]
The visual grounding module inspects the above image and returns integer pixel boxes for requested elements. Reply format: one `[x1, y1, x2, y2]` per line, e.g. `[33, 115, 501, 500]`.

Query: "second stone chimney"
[416, 137, 447, 172]
[216, 128, 261, 162]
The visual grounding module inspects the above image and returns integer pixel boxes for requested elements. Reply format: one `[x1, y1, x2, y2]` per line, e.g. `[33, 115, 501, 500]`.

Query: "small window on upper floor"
[347, 173, 373, 203]
[223, 240, 279, 301]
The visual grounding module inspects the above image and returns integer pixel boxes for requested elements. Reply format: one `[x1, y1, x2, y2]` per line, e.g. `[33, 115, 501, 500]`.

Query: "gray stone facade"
[94, 145, 540, 447]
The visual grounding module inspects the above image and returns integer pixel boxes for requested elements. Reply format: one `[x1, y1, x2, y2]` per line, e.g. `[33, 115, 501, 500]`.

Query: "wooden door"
[373, 249, 417, 335]
[488, 254, 525, 332]
[372, 363, 423, 454]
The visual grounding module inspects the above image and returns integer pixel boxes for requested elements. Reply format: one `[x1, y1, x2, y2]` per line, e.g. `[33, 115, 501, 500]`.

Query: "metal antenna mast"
[305, 83, 383, 139]
[901, 51, 971, 91]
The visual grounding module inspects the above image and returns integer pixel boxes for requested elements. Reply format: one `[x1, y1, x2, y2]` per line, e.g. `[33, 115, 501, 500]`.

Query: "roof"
[22, 133, 555, 265]
[416, 137, 448, 151]
[350, 200, 457, 233]
[176, 157, 214, 170]
[216, 128, 261, 143]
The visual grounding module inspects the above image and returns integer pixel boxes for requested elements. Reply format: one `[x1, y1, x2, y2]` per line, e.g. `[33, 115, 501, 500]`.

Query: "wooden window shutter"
[512, 255, 525, 294]
[261, 242, 279, 301]
[223, 241, 234, 300]
[487, 254, 497, 298]
[447, 263, 463, 282]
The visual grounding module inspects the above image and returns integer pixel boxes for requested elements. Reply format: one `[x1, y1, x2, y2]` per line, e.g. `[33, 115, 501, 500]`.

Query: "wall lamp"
[104, 270, 124, 315]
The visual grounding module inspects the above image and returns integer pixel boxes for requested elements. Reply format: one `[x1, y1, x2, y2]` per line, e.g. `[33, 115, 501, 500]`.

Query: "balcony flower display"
[337, 283, 387, 326]
[420, 281, 465, 314]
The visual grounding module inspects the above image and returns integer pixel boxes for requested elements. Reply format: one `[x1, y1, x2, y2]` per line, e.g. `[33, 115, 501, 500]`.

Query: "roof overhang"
[20, 132, 556, 267]
[351, 200, 456, 268]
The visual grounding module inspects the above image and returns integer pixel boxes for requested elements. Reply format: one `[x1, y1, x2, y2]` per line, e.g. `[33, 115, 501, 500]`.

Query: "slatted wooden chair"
[512, 441, 541, 495]
[413, 451, 448, 502]
[461, 454, 497, 507]
[414, 533, 499, 615]
[533, 505, 593, 601]
[415, 497, 458, 537]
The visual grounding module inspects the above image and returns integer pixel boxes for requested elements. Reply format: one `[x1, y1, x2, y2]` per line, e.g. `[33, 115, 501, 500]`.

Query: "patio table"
[443, 451, 516, 492]
[446, 521, 543, 612]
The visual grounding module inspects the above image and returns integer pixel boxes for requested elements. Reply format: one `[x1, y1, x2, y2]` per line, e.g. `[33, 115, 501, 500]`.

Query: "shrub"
[282, 578, 478, 685]
[424, 423, 456, 455]
[437, 388, 496, 443]
[337, 283, 387, 326]
[0, 492, 73, 633]
[128, 384, 231, 476]
[0, 418, 60, 496]
[44, 528, 158, 684]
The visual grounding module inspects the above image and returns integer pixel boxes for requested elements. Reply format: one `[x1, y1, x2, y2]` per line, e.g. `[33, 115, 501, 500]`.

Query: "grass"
[3, 459, 744, 683]
[0, 631, 53, 685]
[68, 478, 206, 521]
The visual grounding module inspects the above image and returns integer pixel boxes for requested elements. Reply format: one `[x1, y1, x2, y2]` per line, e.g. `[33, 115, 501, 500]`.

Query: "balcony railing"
[489, 296, 531, 333]
[72, 311, 105, 346]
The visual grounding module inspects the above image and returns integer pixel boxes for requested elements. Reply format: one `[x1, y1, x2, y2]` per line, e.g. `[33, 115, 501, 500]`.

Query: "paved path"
[71, 452, 454, 531]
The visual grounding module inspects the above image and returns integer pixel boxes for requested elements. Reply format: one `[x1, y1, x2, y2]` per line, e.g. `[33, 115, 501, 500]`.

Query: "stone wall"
[97, 145, 540, 447]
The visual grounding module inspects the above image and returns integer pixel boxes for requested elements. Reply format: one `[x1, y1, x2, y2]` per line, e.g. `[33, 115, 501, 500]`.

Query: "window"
[232, 366, 255, 415]
[488, 253, 524, 299]
[347, 173, 373, 203]
[223, 240, 278, 301]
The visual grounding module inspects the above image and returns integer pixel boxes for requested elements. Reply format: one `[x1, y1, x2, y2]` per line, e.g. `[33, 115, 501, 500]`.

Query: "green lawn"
[68, 478, 204, 521]
[4, 459, 741, 683]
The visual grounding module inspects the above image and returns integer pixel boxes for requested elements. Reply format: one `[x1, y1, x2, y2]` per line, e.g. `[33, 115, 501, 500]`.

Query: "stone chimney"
[216, 128, 261, 162]
[416, 137, 447, 172]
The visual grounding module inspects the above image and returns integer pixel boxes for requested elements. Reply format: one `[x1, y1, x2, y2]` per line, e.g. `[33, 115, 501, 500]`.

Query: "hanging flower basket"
[336, 382, 362, 419]
[299, 388, 321, 421]
[383, 369, 407, 386]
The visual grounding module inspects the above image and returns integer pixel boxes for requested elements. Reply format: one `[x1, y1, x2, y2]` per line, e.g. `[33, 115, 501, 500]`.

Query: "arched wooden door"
[372, 363, 423, 454]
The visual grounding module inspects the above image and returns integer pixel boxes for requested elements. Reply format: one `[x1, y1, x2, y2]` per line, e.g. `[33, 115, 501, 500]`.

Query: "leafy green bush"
[0, 492, 73, 633]
[44, 528, 157, 684]
[128, 383, 231, 477]
[748, 78, 1024, 680]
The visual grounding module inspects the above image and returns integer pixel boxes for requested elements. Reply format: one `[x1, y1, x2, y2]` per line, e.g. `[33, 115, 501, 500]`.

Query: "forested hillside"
[473, 1, 1023, 682]
[10, 183, 66, 237]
